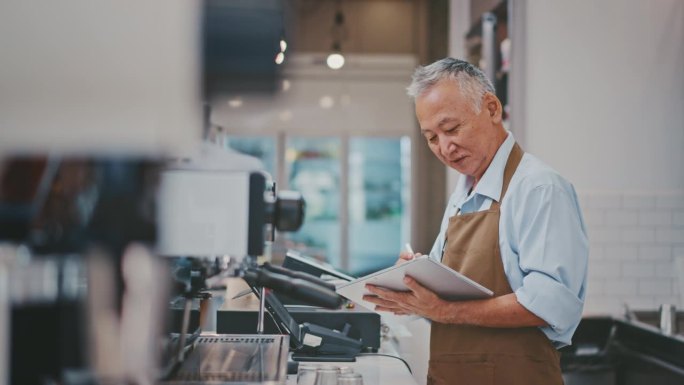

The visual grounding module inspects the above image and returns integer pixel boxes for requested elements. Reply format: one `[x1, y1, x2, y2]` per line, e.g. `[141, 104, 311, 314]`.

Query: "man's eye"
[427, 136, 438, 143]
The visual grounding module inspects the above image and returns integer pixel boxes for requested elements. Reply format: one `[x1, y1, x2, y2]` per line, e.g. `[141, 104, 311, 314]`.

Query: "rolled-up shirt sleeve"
[506, 182, 588, 347]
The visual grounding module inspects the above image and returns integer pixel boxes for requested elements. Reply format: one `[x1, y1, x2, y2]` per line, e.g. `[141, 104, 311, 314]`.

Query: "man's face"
[415, 79, 503, 181]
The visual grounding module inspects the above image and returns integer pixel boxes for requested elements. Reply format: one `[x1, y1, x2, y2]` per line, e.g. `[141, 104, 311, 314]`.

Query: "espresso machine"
[156, 148, 321, 385]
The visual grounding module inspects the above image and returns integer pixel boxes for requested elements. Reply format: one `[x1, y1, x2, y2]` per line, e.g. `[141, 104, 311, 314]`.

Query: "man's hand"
[363, 275, 449, 321]
[395, 250, 418, 265]
[395, 249, 424, 266]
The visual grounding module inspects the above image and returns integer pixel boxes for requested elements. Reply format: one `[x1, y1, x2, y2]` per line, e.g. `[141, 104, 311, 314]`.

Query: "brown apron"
[427, 143, 563, 385]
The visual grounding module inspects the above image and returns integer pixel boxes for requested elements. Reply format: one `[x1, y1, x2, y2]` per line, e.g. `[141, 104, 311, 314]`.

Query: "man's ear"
[483, 93, 502, 123]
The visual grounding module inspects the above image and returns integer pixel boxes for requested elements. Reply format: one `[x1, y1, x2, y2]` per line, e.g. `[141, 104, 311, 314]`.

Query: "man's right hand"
[395, 251, 422, 265]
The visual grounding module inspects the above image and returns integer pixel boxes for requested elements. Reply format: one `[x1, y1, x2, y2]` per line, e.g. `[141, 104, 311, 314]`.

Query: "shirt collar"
[455, 131, 515, 204]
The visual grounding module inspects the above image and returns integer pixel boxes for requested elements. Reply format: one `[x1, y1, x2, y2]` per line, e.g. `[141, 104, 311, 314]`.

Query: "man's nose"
[440, 137, 455, 155]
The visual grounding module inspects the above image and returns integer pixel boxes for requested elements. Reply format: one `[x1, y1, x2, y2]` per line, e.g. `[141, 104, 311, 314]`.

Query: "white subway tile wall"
[580, 192, 684, 316]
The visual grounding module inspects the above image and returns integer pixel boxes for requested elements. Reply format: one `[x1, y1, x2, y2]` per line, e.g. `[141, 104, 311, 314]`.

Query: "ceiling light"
[326, 53, 345, 70]
[280, 39, 287, 52]
[327, 5, 347, 70]
[319, 95, 334, 109]
[228, 98, 243, 108]
[275, 52, 285, 65]
[279, 109, 293, 121]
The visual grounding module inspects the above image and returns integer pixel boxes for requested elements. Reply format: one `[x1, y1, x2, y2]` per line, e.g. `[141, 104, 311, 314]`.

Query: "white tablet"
[335, 257, 493, 312]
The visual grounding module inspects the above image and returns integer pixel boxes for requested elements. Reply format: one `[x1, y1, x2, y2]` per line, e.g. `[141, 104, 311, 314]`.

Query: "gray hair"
[407, 58, 495, 112]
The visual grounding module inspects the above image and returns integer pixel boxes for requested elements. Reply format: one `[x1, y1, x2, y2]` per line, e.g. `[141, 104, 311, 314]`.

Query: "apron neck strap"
[491, 142, 524, 209]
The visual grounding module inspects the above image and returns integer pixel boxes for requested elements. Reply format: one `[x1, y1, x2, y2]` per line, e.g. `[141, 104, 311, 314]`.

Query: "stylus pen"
[405, 243, 427, 260]
[404, 243, 415, 258]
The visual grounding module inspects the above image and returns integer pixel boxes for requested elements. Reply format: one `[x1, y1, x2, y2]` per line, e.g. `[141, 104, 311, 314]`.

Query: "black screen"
[250, 287, 303, 350]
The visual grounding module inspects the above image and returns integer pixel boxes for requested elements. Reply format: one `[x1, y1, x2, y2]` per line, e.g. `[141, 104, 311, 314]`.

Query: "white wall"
[523, 0, 684, 314]
[525, 0, 684, 191]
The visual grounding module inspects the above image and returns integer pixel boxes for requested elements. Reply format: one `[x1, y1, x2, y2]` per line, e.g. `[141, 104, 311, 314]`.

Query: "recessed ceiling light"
[319, 96, 334, 109]
[279, 110, 293, 121]
[228, 98, 243, 108]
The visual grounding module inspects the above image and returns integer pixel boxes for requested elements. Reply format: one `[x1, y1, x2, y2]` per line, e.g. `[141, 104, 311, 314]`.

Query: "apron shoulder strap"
[491, 142, 524, 210]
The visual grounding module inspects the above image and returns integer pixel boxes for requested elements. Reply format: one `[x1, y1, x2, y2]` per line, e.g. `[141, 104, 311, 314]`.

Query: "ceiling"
[289, 0, 421, 55]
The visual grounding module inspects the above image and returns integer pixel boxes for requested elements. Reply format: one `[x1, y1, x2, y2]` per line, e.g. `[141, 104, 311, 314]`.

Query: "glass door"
[283, 137, 342, 267]
[348, 136, 411, 274]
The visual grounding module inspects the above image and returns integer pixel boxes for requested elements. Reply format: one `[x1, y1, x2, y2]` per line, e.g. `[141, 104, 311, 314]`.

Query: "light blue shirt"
[429, 132, 588, 348]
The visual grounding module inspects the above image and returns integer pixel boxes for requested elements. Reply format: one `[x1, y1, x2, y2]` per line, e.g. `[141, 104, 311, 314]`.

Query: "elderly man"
[364, 58, 588, 385]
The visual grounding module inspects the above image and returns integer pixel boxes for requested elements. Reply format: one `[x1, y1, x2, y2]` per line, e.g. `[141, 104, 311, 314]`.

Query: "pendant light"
[326, 3, 346, 70]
